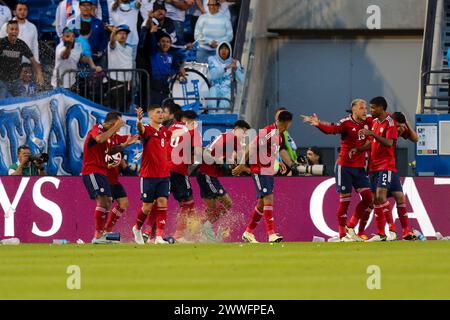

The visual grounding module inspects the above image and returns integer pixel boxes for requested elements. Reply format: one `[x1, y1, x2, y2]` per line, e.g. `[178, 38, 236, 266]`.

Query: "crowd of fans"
[0, 0, 243, 113]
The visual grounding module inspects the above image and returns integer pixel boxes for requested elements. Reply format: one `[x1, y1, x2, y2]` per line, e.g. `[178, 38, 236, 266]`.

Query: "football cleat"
[387, 231, 397, 241]
[242, 231, 259, 243]
[402, 231, 417, 241]
[268, 233, 283, 243]
[91, 234, 112, 244]
[358, 234, 369, 241]
[366, 234, 387, 242]
[346, 227, 363, 242]
[340, 235, 357, 242]
[154, 236, 169, 244]
[132, 225, 145, 245]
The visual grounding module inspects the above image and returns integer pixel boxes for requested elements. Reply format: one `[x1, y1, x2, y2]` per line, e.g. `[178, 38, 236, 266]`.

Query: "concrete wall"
[267, 0, 426, 30]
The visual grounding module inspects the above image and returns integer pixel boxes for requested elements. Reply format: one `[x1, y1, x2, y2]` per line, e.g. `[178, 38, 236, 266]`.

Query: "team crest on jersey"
[380, 128, 384, 133]
[364, 125, 369, 130]
[161, 138, 165, 148]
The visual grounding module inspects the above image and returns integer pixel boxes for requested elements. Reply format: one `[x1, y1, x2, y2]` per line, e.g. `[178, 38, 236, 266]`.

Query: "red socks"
[246, 207, 264, 233]
[397, 203, 410, 235]
[348, 189, 373, 229]
[374, 202, 388, 236]
[105, 206, 125, 233]
[94, 207, 108, 237]
[263, 205, 275, 236]
[135, 207, 148, 230]
[337, 196, 351, 238]
[358, 206, 372, 236]
[384, 202, 396, 232]
[155, 206, 168, 237]
[174, 201, 194, 239]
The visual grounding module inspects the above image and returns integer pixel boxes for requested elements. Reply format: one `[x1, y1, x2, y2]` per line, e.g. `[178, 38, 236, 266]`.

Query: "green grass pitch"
[1, 242, 450, 300]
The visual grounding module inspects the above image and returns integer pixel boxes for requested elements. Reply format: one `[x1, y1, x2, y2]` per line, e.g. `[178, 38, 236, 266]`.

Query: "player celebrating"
[302, 99, 374, 241]
[197, 120, 251, 242]
[82, 112, 130, 243]
[167, 110, 202, 242]
[132, 105, 172, 245]
[233, 111, 293, 243]
[359, 96, 400, 242]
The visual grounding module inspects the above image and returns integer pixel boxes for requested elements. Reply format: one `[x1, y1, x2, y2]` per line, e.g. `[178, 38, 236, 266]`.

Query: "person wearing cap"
[0, 1, 39, 62]
[107, 24, 133, 112]
[66, 0, 108, 66]
[52, 27, 83, 89]
[55, 0, 103, 39]
[109, 0, 141, 59]
[148, 28, 185, 104]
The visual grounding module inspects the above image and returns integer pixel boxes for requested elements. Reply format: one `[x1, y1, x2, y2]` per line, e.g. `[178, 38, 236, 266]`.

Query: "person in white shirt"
[164, 0, 194, 45]
[0, 2, 11, 28]
[139, 0, 155, 21]
[55, 0, 103, 39]
[196, 0, 231, 19]
[0, 2, 39, 62]
[108, 24, 133, 112]
[52, 27, 83, 89]
[109, 0, 141, 58]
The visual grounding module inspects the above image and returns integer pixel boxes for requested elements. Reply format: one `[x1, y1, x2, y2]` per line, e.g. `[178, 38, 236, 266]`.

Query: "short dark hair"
[277, 110, 293, 122]
[370, 96, 388, 110]
[147, 104, 162, 112]
[15, 2, 28, 10]
[233, 120, 251, 130]
[20, 63, 32, 70]
[182, 110, 198, 120]
[17, 144, 31, 154]
[156, 30, 171, 42]
[164, 102, 181, 115]
[307, 146, 323, 164]
[7, 20, 18, 27]
[173, 111, 184, 122]
[105, 111, 122, 123]
[79, 21, 91, 36]
[392, 112, 406, 124]
[275, 107, 287, 113]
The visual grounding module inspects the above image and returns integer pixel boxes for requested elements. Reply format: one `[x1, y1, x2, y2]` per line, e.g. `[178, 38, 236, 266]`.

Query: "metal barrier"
[162, 97, 233, 114]
[57, 68, 150, 113]
[421, 69, 450, 113]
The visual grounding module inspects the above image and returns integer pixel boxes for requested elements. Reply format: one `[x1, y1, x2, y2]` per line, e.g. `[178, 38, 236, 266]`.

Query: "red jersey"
[139, 124, 172, 178]
[318, 116, 373, 168]
[369, 115, 398, 172]
[168, 122, 202, 176]
[81, 124, 110, 176]
[106, 134, 129, 185]
[199, 131, 241, 177]
[250, 124, 281, 176]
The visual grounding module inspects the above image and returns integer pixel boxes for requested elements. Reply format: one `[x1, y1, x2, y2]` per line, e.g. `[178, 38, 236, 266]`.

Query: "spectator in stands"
[8, 145, 47, 176]
[196, 0, 232, 20]
[0, 2, 39, 63]
[56, 0, 103, 39]
[194, 0, 233, 63]
[0, 20, 43, 85]
[107, 24, 133, 112]
[306, 147, 323, 166]
[109, 0, 141, 59]
[0, 1, 11, 29]
[0, 79, 12, 99]
[8, 63, 39, 97]
[207, 41, 243, 112]
[162, 100, 181, 127]
[164, 0, 195, 46]
[148, 29, 185, 104]
[139, 0, 155, 21]
[66, 0, 108, 66]
[51, 27, 83, 89]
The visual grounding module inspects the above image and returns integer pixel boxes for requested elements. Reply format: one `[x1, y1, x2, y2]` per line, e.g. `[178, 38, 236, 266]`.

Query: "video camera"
[290, 155, 326, 176]
[28, 153, 49, 164]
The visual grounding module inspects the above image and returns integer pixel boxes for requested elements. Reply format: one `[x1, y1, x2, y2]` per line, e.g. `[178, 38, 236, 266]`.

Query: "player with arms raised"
[302, 99, 374, 241]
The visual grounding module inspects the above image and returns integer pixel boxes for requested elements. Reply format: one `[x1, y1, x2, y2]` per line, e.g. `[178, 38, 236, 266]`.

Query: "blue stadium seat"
[26, 0, 58, 36]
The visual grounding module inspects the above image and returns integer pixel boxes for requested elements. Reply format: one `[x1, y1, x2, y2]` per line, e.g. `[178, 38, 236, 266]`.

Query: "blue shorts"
[82, 173, 112, 200]
[140, 177, 171, 203]
[335, 165, 370, 194]
[110, 183, 127, 200]
[370, 170, 403, 193]
[252, 174, 274, 199]
[170, 172, 193, 202]
[196, 173, 227, 199]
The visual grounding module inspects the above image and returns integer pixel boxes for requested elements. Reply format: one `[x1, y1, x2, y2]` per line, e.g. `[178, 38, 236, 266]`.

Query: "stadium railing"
[421, 69, 450, 113]
[57, 68, 150, 113]
[162, 97, 233, 114]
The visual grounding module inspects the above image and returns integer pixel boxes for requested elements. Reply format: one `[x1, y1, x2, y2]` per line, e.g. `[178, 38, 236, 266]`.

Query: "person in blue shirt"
[148, 29, 185, 105]
[8, 63, 39, 97]
[66, 0, 108, 66]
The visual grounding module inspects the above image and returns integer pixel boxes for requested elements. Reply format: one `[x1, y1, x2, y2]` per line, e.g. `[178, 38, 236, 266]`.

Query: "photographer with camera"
[8, 145, 47, 176]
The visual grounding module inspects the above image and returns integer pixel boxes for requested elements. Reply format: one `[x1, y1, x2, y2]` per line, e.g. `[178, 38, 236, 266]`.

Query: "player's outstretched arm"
[136, 107, 145, 135]
[109, 135, 140, 155]
[301, 114, 340, 135]
[95, 119, 125, 144]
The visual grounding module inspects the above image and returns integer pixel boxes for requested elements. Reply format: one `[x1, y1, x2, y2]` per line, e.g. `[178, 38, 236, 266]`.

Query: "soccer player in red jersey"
[359, 96, 400, 242]
[197, 120, 251, 242]
[81, 112, 129, 243]
[166, 110, 202, 242]
[302, 99, 374, 241]
[132, 105, 172, 245]
[233, 111, 293, 243]
[104, 133, 139, 234]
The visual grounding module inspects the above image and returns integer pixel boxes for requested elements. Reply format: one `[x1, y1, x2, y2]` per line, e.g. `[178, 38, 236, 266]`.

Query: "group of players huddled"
[81, 103, 293, 244]
[81, 96, 417, 244]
